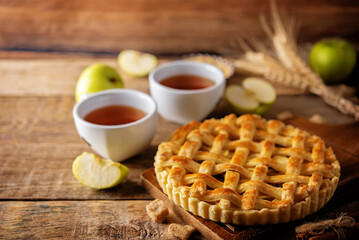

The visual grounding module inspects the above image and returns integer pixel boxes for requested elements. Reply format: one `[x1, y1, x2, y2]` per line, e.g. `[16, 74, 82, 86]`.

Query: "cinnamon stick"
[309, 223, 359, 240]
[296, 212, 359, 240]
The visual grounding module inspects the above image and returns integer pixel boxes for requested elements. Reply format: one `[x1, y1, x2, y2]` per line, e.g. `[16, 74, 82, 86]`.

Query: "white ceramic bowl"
[73, 89, 158, 162]
[149, 60, 225, 125]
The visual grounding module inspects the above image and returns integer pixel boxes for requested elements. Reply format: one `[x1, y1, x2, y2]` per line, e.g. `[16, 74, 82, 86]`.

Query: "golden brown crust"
[154, 114, 340, 225]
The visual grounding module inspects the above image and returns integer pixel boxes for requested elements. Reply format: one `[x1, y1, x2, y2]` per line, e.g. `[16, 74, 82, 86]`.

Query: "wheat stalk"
[232, 0, 359, 120]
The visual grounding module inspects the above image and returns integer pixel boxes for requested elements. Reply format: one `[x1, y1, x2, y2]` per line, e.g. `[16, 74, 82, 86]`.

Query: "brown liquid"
[84, 105, 146, 125]
[160, 74, 215, 90]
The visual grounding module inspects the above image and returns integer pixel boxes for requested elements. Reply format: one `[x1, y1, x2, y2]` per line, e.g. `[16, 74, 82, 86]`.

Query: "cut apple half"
[72, 152, 129, 189]
[225, 77, 276, 115]
[118, 49, 158, 77]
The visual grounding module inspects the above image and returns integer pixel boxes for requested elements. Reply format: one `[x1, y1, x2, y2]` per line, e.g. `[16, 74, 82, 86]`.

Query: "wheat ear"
[232, 0, 359, 120]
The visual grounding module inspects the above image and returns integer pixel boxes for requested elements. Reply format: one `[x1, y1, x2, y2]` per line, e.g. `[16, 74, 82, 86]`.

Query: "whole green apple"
[75, 64, 124, 102]
[309, 38, 356, 84]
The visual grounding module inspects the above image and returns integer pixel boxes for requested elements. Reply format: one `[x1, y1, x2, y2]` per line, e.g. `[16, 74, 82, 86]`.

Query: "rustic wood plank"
[0, 52, 356, 100]
[0, 200, 204, 239]
[0, 50, 115, 59]
[0, 58, 151, 96]
[0, 94, 181, 200]
[1, 55, 357, 104]
[0, 0, 358, 54]
[0, 57, 304, 96]
[0, 93, 354, 199]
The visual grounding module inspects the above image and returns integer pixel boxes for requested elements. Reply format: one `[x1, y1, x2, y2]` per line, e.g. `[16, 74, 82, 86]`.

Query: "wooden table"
[0, 51, 358, 239]
[1, 1, 359, 239]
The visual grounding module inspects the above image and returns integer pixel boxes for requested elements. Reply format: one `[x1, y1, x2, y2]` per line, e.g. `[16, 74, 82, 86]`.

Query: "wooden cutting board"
[141, 117, 359, 240]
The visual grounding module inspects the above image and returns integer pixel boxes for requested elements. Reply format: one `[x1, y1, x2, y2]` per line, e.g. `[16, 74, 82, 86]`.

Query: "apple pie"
[154, 114, 340, 225]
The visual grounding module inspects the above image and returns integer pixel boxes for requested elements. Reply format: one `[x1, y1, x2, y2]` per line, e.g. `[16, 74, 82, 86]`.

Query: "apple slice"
[118, 49, 158, 77]
[72, 152, 129, 189]
[225, 77, 276, 115]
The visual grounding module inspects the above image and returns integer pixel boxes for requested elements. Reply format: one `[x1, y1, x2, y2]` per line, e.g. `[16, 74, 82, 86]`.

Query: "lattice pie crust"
[154, 114, 340, 225]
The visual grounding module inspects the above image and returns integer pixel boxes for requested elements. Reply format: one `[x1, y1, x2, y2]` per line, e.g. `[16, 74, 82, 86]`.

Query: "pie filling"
[154, 114, 340, 225]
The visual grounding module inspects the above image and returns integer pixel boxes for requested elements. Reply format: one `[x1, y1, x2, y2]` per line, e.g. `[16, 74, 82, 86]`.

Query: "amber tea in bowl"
[149, 60, 225, 125]
[73, 89, 157, 162]
[84, 105, 146, 126]
[160, 74, 215, 90]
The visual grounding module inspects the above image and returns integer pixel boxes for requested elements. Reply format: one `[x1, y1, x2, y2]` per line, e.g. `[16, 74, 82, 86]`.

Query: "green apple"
[118, 49, 158, 77]
[72, 152, 130, 189]
[309, 38, 356, 84]
[75, 64, 124, 102]
[225, 77, 276, 115]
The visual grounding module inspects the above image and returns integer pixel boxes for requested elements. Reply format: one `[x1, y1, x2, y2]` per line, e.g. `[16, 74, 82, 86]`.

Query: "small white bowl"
[149, 60, 225, 125]
[73, 89, 158, 162]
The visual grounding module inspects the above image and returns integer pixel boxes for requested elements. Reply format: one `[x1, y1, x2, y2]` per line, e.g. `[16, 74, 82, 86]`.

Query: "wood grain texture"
[0, 58, 154, 96]
[0, 56, 354, 202]
[0, 54, 356, 239]
[0, 96, 131, 199]
[0, 57, 303, 96]
[0, 96, 178, 200]
[0, 94, 354, 199]
[0, 200, 203, 239]
[0, 0, 358, 54]
[0, 2, 358, 237]
[0, 55, 356, 124]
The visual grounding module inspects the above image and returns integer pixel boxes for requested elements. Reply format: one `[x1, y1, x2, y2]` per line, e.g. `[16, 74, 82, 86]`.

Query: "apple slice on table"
[118, 49, 158, 77]
[75, 64, 124, 102]
[72, 152, 129, 189]
[225, 77, 276, 115]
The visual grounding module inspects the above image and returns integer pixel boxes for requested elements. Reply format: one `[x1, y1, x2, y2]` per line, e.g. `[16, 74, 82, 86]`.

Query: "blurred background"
[0, 0, 358, 56]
